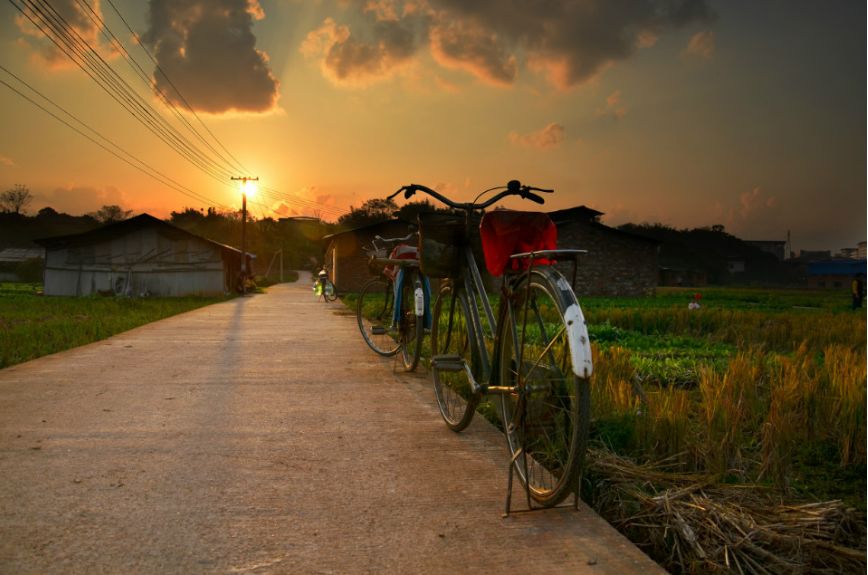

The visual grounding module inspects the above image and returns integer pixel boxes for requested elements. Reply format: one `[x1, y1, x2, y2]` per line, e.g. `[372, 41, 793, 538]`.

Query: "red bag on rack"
[480, 211, 557, 277]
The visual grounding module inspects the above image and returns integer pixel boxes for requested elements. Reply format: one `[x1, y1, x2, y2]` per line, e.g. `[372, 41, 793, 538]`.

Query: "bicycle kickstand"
[502, 448, 533, 518]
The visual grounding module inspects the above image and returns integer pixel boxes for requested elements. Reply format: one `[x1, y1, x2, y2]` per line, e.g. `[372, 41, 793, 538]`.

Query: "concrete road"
[0, 273, 665, 574]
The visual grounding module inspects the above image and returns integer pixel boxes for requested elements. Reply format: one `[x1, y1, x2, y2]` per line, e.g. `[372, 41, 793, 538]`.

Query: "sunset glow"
[0, 0, 863, 251]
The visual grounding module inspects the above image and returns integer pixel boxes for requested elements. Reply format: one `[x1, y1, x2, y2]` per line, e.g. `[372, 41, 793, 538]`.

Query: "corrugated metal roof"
[0, 247, 44, 262]
[807, 259, 867, 276]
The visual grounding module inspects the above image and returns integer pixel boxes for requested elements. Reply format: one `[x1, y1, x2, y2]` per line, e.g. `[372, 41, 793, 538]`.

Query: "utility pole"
[231, 176, 258, 294]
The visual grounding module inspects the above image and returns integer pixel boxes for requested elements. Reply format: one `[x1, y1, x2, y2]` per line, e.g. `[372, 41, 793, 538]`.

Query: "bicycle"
[356, 231, 431, 371]
[387, 180, 593, 508]
[313, 269, 337, 302]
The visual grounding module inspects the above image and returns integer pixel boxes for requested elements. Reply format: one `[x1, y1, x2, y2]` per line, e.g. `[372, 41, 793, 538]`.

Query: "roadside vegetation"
[581, 288, 865, 573]
[0, 283, 227, 368]
[350, 285, 866, 573]
[0, 272, 304, 369]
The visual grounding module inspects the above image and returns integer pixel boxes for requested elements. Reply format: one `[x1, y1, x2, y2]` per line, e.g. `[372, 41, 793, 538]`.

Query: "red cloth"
[383, 244, 418, 281]
[480, 211, 557, 277]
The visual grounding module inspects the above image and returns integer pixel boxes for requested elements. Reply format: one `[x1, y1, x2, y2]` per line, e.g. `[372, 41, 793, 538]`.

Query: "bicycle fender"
[563, 303, 593, 378]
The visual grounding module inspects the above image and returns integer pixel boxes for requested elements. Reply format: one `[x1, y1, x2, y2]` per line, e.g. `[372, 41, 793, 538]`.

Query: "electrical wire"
[0, 66, 231, 210]
[6, 0, 348, 221]
[101, 0, 250, 176]
[15, 0, 238, 187]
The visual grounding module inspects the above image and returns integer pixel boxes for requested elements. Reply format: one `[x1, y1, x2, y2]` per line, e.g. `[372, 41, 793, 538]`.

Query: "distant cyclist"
[314, 268, 337, 302]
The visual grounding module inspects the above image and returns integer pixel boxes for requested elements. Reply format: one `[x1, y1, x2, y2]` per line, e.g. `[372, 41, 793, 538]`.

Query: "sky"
[0, 0, 864, 253]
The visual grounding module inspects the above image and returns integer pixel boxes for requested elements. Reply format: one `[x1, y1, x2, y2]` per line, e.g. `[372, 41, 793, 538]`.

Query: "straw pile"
[585, 448, 866, 574]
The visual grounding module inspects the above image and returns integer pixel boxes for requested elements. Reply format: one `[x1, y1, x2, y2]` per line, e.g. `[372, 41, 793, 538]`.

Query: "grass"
[0, 282, 228, 368]
[347, 281, 867, 572]
[585, 290, 866, 508]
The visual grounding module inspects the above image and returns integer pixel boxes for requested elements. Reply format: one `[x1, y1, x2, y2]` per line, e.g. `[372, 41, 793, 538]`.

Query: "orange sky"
[0, 0, 864, 252]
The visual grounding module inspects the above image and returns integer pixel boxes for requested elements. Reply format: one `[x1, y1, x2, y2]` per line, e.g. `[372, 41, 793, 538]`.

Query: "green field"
[581, 288, 866, 572]
[351, 284, 867, 572]
[0, 283, 228, 368]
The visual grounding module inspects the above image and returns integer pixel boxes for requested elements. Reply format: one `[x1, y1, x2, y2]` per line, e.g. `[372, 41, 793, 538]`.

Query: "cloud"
[270, 201, 299, 218]
[440, 0, 714, 88]
[596, 89, 627, 119]
[142, 0, 279, 113]
[14, 0, 114, 70]
[508, 123, 566, 149]
[682, 30, 715, 61]
[363, 0, 401, 21]
[0, 155, 14, 167]
[301, 16, 418, 86]
[301, 1, 714, 90]
[429, 19, 516, 87]
[739, 186, 777, 219]
[35, 184, 131, 216]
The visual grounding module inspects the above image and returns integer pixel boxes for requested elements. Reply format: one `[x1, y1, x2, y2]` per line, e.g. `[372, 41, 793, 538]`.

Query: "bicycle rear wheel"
[431, 281, 479, 431]
[399, 270, 424, 372]
[357, 277, 400, 356]
[325, 280, 338, 301]
[498, 267, 590, 506]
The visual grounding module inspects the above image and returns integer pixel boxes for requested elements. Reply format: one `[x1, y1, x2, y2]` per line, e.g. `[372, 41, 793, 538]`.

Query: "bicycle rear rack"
[507, 248, 586, 291]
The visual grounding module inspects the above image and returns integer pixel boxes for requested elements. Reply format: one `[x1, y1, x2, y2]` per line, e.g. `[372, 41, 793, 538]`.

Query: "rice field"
[352, 284, 867, 573]
[581, 287, 866, 573]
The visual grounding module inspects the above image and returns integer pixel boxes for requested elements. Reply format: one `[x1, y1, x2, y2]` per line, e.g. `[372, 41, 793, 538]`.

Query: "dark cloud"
[302, 0, 714, 88]
[430, 0, 715, 88]
[429, 18, 516, 86]
[301, 15, 418, 85]
[143, 0, 278, 113]
[14, 0, 108, 69]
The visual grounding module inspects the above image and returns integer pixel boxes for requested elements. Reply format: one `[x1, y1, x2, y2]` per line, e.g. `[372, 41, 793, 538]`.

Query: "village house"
[322, 219, 415, 293]
[34, 214, 252, 297]
[324, 207, 659, 297]
[806, 259, 867, 290]
[548, 206, 659, 296]
[0, 247, 44, 282]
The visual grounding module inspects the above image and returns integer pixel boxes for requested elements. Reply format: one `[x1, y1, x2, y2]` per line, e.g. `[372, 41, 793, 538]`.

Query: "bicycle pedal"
[371, 326, 386, 335]
[432, 355, 466, 372]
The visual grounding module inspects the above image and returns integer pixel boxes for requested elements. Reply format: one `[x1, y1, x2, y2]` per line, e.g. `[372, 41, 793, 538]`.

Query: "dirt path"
[0, 273, 665, 574]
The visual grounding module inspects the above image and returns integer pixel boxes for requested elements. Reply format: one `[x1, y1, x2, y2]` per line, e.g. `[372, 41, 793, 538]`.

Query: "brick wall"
[555, 222, 657, 296]
[326, 221, 414, 293]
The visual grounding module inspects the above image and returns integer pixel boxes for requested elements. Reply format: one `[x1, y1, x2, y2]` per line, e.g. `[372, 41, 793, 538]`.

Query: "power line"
[6, 0, 348, 220]
[101, 0, 250, 176]
[0, 65, 231, 210]
[77, 0, 248, 177]
[14, 0, 238, 188]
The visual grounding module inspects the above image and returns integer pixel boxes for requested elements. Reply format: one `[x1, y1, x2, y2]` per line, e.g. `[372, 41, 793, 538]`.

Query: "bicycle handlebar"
[386, 180, 553, 211]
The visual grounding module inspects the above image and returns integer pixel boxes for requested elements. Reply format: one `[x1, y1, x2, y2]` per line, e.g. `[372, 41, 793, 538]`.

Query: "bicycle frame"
[443, 242, 593, 395]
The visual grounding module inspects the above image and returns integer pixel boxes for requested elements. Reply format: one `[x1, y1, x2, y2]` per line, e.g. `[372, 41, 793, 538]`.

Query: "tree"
[0, 184, 33, 214]
[89, 204, 132, 223]
[337, 198, 398, 230]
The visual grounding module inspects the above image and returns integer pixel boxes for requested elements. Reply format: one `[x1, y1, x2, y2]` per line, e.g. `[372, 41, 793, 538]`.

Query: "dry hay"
[586, 448, 866, 574]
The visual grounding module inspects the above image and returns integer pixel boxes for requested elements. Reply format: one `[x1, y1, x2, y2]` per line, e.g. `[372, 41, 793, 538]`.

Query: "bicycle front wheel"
[399, 270, 424, 372]
[357, 277, 400, 356]
[498, 267, 590, 506]
[431, 281, 479, 431]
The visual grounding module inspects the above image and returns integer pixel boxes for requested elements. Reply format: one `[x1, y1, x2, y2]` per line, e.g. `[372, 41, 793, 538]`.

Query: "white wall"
[44, 227, 228, 297]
